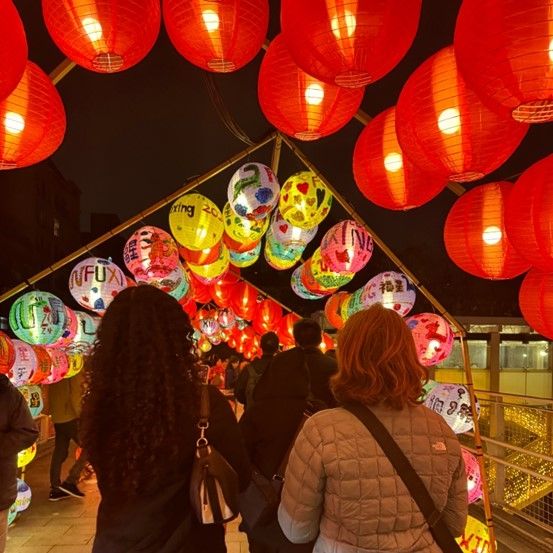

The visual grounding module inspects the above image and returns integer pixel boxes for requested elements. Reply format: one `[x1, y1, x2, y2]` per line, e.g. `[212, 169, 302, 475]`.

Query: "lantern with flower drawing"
[51, 306, 78, 349]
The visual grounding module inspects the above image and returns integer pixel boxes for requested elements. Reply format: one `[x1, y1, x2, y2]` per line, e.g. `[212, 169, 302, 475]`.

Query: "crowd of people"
[0, 284, 468, 553]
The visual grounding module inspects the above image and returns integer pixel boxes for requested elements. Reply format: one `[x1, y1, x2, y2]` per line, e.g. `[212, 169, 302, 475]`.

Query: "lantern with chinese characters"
[28, 346, 51, 385]
[42, 0, 160, 73]
[519, 269, 553, 339]
[9, 340, 37, 387]
[444, 182, 530, 279]
[217, 307, 236, 330]
[42, 348, 69, 384]
[18, 385, 43, 418]
[229, 242, 261, 268]
[252, 299, 282, 334]
[66, 352, 84, 379]
[270, 209, 318, 248]
[324, 292, 349, 330]
[310, 248, 353, 290]
[51, 306, 78, 349]
[0, 62, 66, 170]
[138, 264, 190, 300]
[0, 331, 15, 374]
[455, 0, 553, 124]
[424, 383, 480, 434]
[228, 162, 280, 220]
[505, 154, 553, 271]
[321, 220, 373, 273]
[456, 516, 493, 553]
[223, 202, 269, 246]
[124, 225, 179, 279]
[230, 282, 258, 320]
[169, 193, 224, 251]
[70, 311, 99, 354]
[396, 46, 528, 183]
[164, 0, 268, 73]
[406, 314, 455, 367]
[291, 266, 327, 300]
[15, 479, 31, 512]
[0, 0, 27, 101]
[279, 171, 332, 229]
[187, 245, 230, 283]
[362, 271, 416, 317]
[179, 241, 222, 266]
[353, 107, 447, 210]
[277, 313, 300, 347]
[461, 449, 483, 504]
[258, 34, 364, 140]
[210, 271, 241, 308]
[188, 272, 212, 303]
[69, 257, 127, 314]
[9, 291, 66, 345]
[281, 0, 421, 88]
[17, 444, 36, 468]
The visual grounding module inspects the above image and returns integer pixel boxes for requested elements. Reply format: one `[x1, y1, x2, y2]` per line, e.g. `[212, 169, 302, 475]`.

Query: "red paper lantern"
[455, 0, 553, 124]
[164, 0, 268, 73]
[252, 299, 282, 334]
[258, 35, 363, 141]
[210, 270, 241, 308]
[29, 345, 52, 385]
[505, 154, 553, 272]
[519, 269, 553, 339]
[353, 107, 447, 210]
[180, 241, 222, 266]
[444, 182, 531, 280]
[0, 0, 27, 101]
[396, 46, 528, 183]
[0, 62, 66, 170]
[0, 331, 15, 374]
[187, 271, 212, 304]
[281, 0, 422, 88]
[320, 333, 334, 353]
[42, 0, 160, 73]
[180, 297, 198, 319]
[277, 313, 300, 347]
[230, 281, 258, 320]
[324, 292, 349, 330]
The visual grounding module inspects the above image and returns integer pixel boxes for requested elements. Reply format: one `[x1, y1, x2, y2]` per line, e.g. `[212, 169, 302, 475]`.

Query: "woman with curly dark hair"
[81, 285, 250, 553]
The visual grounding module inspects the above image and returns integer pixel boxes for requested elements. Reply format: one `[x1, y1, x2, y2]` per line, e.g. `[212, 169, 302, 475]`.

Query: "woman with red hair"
[278, 304, 467, 552]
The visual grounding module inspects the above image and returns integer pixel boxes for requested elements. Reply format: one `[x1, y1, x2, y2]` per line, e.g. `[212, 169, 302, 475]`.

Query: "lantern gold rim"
[512, 99, 553, 123]
[335, 71, 372, 88]
[449, 170, 485, 183]
[92, 53, 125, 73]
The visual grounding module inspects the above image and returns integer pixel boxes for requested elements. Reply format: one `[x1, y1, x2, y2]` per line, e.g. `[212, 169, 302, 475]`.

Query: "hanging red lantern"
[396, 46, 528, 183]
[324, 292, 350, 330]
[187, 271, 212, 304]
[281, 0, 422, 88]
[455, 0, 553, 124]
[519, 269, 553, 339]
[179, 241, 222, 266]
[164, 0, 269, 73]
[444, 182, 531, 280]
[353, 107, 447, 210]
[252, 299, 282, 334]
[258, 35, 363, 141]
[42, 0, 160, 73]
[229, 281, 258, 320]
[29, 345, 53, 385]
[0, 62, 66, 170]
[180, 297, 198, 319]
[505, 154, 553, 272]
[210, 270, 241, 308]
[0, 331, 15, 374]
[277, 313, 301, 347]
[0, 0, 27, 101]
[320, 333, 335, 353]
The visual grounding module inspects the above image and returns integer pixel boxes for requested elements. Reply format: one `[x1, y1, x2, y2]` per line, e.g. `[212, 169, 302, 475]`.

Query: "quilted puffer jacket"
[278, 404, 467, 553]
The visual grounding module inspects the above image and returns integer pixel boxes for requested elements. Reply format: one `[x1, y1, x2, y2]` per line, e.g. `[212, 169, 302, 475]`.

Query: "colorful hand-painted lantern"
[17, 444, 36, 468]
[69, 257, 127, 314]
[169, 193, 224, 251]
[264, 232, 304, 271]
[252, 299, 282, 334]
[18, 385, 43, 418]
[0, 0, 27, 101]
[0, 62, 66, 170]
[362, 271, 416, 317]
[179, 241, 222, 266]
[230, 281, 258, 320]
[138, 264, 190, 300]
[291, 266, 327, 300]
[353, 107, 447, 210]
[28, 346, 52, 385]
[505, 154, 553, 272]
[310, 248, 353, 290]
[344, 288, 366, 319]
[217, 307, 236, 330]
[223, 202, 270, 246]
[277, 313, 301, 347]
[70, 311, 99, 354]
[7, 502, 17, 525]
[15, 479, 31, 512]
[9, 340, 37, 387]
[406, 313, 454, 367]
[42, 0, 160, 73]
[455, 0, 553, 124]
[519, 269, 553, 339]
[124, 225, 179, 279]
[164, 0, 268, 73]
[228, 162, 280, 220]
[444, 182, 530, 280]
[9, 291, 66, 345]
[461, 449, 483, 504]
[281, 0, 422, 88]
[270, 209, 318, 248]
[210, 270, 241, 308]
[279, 171, 333, 229]
[456, 516, 493, 552]
[187, 245, 230, 282]
[0, 331, 15, 374]
[424, 383, 480, 434]
[419, 379, 439, 402]
[51, 306, 78, 349]
[299, 257, 340, 297]
[396, 47, 528, 183]
[324, 292, 350, 330]
[65, 352, 84, 379]
[258, 34, 364, 140]
[200, 312, 220, 338]
[198, 335, 212, 353]
[229, 242, 262, 268]
[42, 348, 69, 384]
[320, 220, 373, 273]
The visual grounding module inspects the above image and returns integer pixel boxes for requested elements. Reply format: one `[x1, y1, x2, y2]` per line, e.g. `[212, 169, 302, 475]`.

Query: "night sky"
[4, 0, 552, 319]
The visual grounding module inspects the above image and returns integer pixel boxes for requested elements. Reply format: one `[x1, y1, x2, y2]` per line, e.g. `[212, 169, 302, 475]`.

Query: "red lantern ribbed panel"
[0, 62, 66, 170]
[353, 107, 447, 210]
[210, 270, 241, 308]
[259, 35, 363, 141]
[0, 0, 27, 101]
[164, 0, 268, 73]
[252, 299, 282, 334]
[229, 281, 257, 320]
[455, 0, 553, 124]
[444, 182, 530, 280]
[505, 154, 553, 271]
[277, 313, 300, 347]
[519, 269, 553, 339]
[281, 0, 421, 88]
[42, 0, 160, 73]
[396, 46, 528, 183]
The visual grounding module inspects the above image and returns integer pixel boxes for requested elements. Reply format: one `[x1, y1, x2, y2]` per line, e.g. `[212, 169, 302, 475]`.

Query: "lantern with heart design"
[361, 271, 416, 317]
[406, 313, 455, 367]
[270, 209, 318, 248]
[321, 220, 373, 273]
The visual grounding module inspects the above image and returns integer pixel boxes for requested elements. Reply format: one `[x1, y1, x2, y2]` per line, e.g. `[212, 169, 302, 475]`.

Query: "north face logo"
[432, 441, 447, 452]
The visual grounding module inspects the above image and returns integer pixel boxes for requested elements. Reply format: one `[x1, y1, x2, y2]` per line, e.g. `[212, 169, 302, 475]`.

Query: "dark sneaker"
[59, 482, 85, 498]
[49, 488, 70, 501]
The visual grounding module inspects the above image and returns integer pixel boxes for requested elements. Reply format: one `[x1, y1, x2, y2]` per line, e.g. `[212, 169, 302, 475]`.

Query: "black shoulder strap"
[343, 403, 463, 553]
[197, 385, 210, 447]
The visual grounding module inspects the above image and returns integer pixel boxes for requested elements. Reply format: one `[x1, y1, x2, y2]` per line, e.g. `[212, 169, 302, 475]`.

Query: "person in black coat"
[0, 374, 38, 552]
[81, 286, 251, 553]
[239, 319, 337, 553]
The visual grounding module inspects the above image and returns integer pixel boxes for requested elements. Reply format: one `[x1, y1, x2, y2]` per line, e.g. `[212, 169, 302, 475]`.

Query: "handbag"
[343, 403, 463, 553]
[190, 385, 240, 525]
